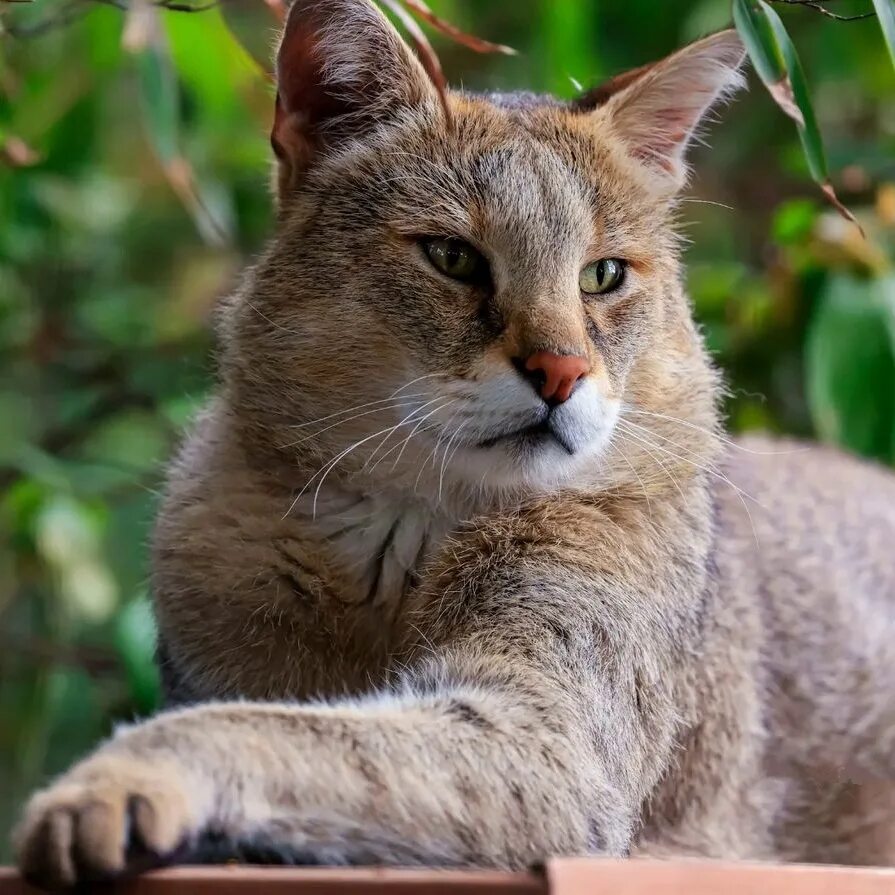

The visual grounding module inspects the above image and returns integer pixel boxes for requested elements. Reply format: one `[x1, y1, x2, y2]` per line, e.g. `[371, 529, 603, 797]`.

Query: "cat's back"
[714, 437, 895, 789]
[718, 435, 895, 607]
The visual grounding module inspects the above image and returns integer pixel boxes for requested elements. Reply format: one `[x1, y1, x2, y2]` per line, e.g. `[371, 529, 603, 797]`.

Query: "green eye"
[423, 238, 487, 283]
[580, 259, 626, 295]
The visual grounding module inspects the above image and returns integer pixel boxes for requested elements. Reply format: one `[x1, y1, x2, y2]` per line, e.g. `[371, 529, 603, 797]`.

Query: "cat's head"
[228, 0, 744, 503]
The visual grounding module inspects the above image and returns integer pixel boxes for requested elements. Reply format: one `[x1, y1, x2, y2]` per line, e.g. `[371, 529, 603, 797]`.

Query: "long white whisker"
[373, 423, 440, 469]
[364, 397, 452, 471]
[623, 408, 808, 456]
[607, 431, 653, 518]
[280, 400, 427, 449]
[415, 415, 458, 490]
[283, 421, 411, 521]
[386, 401, 456, 472]
[431, 408, 464, 471]
[246, 301, 303, 336]
[438, 422, 468, 502]
[390, 373, 446, 396]
[286, 393, 430, 430]
[618, 420, 758, 502]
[616, 424, 690, 504]
[310, 410, 447, 518]
[616, 421, 761, 547]
[680, 198, 734, 210]
[385, 401, 457, 473]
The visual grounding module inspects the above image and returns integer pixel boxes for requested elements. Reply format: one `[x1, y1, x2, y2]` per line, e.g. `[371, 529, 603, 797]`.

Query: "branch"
[0, 0, 218, 37]
[765, 0, 877, 21]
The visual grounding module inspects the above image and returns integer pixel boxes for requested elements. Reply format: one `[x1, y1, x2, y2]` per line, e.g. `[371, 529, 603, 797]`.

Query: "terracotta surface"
[0, 866, 542, 895]
[548, 858, 895, 894]
[1, 859, 894, 894]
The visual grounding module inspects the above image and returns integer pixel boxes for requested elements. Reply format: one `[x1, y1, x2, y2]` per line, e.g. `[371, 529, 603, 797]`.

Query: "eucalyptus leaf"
[219, 0, 280, 75]
[732, 0, 787, 92]
[871, 0, 895, 72]
[733, 0, 858, 227]
[134, 42, 179, 165]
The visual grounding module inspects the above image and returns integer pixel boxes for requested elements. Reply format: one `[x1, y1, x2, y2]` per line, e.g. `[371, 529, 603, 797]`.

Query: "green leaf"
[219, 0, 280, 75]
[762, 3, 826, 182]
[129, 20, 230, 246]
[806, 275, 895, 464]
[167, 6, 266, 113]
[871, 0, 895, 72]
[734, 1, 859, 227]
[134, 42, 180, 166]
[732, 0, 787, 87]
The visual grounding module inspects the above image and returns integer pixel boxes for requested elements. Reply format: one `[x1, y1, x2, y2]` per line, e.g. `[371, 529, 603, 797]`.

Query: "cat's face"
[233, 0, 743, 501]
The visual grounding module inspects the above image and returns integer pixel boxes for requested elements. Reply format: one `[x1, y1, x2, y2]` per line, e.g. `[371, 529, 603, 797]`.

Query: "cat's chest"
[309, 491, 457, 620]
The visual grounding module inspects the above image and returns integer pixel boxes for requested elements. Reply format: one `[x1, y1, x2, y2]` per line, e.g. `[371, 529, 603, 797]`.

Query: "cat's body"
[14, 1, 895, 886]
[151, 414, 895, 867]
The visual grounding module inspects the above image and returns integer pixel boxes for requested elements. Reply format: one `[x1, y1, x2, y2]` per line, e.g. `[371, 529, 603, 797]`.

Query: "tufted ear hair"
[272, 0, 439, 196]
[575, 30, 746, 191]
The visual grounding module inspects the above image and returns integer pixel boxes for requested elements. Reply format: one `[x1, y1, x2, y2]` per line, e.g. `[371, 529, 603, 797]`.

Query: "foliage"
[1, 0, 894, 858]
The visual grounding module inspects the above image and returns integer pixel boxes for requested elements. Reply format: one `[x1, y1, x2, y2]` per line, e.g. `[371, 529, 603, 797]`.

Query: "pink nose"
[524, 351, 590, 404]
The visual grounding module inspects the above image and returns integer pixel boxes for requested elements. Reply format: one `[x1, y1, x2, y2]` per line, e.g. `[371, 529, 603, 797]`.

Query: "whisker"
[310, 416, 443, 520]
[616, 421, 761, 547]
[607, 431, 653, 518]
[246, 301, 303, 336]
[679, 198, 734, 210]
[364, 395, 454, 472]
[280, 400, 427, 449]
[384, 401, 457, 472]
[431, 407, 464, 471]
[623, 408, 808, 456]
[615, 423, 693, 504]
[286, 393, 430, 430]
[618, 420, 759, 501]
[414, 416, 456, 489]
[363, 397, 452, 470]
[373, 422, 440, 470]
[390, 373, 447, 396]
[438, 421, 468, 502]
[283, 420, 413, 521]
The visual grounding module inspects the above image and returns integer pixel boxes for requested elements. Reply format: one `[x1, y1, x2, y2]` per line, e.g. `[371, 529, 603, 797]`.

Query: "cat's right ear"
[574, 31, 746, 193]
[272, 0, 439, 197]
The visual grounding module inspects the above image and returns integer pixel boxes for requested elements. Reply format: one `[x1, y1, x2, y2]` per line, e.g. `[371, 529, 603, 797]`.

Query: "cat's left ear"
[576, 30, 746, 191]
[272, 0, 440, 197]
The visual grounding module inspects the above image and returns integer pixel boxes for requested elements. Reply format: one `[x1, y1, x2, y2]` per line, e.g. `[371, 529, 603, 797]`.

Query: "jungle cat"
[15, 0, 895, 886]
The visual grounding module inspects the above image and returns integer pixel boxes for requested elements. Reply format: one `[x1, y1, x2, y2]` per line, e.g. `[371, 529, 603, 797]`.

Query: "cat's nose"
[513, 351, 589, 405]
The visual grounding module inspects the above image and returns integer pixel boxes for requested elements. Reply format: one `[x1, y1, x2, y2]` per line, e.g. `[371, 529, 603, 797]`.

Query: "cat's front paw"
[14, 753, 197, 891]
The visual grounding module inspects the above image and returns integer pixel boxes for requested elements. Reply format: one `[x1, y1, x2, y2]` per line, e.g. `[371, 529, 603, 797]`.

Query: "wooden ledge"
[2, 858, 894, 894]
[550, 858, 895, 893]
[1, 867, 541, 895]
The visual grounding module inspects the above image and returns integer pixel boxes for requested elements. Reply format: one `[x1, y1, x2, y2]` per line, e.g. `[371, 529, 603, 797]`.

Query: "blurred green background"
[1, 0, 894, 856]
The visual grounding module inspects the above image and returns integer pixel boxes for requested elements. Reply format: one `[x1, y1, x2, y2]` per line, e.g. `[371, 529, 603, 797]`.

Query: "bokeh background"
[1, 0, 894, 855]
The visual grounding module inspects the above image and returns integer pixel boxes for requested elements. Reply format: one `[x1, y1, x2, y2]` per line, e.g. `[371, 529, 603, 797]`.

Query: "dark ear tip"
[571, 28, 745, 113]
[570, 62, 657, 111]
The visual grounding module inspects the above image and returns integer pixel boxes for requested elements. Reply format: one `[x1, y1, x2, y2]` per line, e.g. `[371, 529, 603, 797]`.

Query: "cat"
[14, 0, 895, 887]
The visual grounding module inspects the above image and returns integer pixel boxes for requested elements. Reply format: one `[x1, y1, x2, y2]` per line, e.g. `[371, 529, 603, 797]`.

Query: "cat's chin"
[442, 393, 621, 495]
[445, 429, 614, 495]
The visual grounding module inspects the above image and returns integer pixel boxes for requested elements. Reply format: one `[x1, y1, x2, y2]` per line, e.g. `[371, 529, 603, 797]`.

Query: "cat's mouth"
[476, 420, 575, 455]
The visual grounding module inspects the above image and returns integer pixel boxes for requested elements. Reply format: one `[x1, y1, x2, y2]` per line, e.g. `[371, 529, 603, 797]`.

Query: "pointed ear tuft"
[581, 30, 746, 190]
[272, 0, 438, 196]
